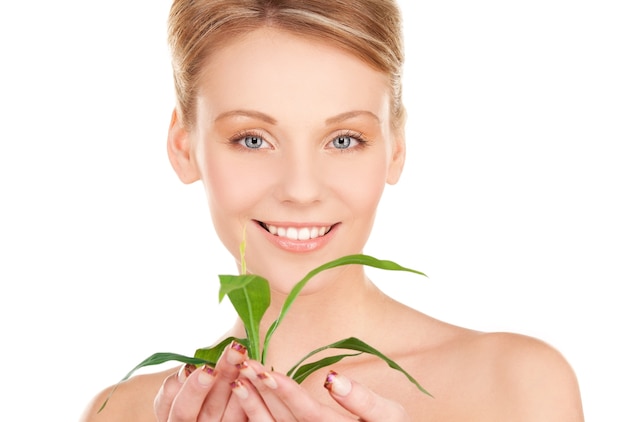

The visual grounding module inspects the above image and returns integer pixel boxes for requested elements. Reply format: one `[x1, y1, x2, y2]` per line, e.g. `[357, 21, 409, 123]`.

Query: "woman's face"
[170, 27, 405, 293]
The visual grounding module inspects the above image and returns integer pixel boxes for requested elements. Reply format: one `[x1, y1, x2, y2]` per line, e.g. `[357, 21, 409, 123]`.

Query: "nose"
[274, 146, 324, 205]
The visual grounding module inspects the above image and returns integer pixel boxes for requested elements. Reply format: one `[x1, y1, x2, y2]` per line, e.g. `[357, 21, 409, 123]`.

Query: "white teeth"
[264, 224, 330, 240]
[297, 227, 310, 240]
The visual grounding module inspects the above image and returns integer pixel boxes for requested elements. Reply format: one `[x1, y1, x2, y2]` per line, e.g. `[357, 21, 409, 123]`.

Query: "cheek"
[205, 161, 240, 211]
[202, 154, 265, 255]
[335, 157, 388, 215]
[204, 154, 260, 213]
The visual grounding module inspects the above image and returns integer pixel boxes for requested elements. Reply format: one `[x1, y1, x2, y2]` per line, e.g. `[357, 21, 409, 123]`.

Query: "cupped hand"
[230, 360, 410, 422]
[153, 341, 249, 422]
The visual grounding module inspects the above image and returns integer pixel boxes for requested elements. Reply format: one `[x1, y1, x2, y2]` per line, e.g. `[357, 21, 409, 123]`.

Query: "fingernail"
[231, 379, 249, 399]
[324, 370, 352, 397]
[237, 360, 256, 380]
[258, 372, 278, 389]
[227, 341, 247, 365]
[178, 363, 195, 383]
[197, 365, 216, 387]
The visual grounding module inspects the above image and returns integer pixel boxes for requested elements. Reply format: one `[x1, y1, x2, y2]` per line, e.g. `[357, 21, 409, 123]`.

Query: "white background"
[0, 1, 624, 420]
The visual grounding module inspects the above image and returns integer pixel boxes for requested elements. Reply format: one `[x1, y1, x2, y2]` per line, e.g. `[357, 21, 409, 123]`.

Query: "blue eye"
[333, 135, 351, 149]
[230, 131, 270, 149]
[243, 135, 264, 149]
[331, 133, 363, 150]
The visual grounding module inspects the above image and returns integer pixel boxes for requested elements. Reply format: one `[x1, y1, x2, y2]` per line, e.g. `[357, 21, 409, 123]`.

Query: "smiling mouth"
[257, 221, 334, 241]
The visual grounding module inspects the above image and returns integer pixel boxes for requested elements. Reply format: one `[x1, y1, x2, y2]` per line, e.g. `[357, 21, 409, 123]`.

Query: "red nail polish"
[198, 365, 216, 386]
[185, 363, 196, 376]
[324, 370, 338, 391]
[201, 365, 215, 376]
[324, 370, 352, 396]
[258, 371, 278, 389]
[231, 379, 249, 399]
[227, 341, 247, 365]
[231, 341, 246, 354]
[178, 363, 196, 383]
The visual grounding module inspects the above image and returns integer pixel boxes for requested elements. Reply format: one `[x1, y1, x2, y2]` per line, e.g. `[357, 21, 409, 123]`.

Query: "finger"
[166, 364, 218, 421]
[238, 360, 299, 421]
[241, 361, 355, 422]
[230, 378, 275, 422]
[324, 370, 409, 422]
[197, 340, 248, 421]
[219, 393, 247, 421]
[154, 368, 184, 422]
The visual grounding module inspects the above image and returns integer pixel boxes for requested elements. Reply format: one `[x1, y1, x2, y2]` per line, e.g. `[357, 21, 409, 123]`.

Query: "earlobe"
[386, 130, 406, 185]
[167, 109, 200, 184]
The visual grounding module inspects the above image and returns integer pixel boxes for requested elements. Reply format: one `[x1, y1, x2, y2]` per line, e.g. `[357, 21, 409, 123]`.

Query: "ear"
[167, 108, 201, 184]
[386, 127, 406, 185]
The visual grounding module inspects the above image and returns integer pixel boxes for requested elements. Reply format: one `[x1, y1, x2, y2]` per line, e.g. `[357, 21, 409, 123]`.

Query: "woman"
[81, 0, 584, 420]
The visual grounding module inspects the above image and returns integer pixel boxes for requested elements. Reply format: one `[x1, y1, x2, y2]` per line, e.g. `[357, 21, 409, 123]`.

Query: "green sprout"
[98, 235, 430, 412]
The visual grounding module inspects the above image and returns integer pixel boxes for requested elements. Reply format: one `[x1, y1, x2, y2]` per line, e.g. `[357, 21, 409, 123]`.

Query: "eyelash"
[228, 130, 270, 150]
[227, 130, 370, 151]
[331, 130, 369, 151]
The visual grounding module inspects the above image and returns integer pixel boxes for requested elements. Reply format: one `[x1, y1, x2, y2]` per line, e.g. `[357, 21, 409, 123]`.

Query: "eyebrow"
[214, 109, 277, 124]
[325, 110, 381, 125]
[213, 109, 380, 125]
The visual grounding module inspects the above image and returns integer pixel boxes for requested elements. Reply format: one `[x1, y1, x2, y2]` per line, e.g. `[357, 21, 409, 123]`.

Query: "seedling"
[99, 239, 430, 412]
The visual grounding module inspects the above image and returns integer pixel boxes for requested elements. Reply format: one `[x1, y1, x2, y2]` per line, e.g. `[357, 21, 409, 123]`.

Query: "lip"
[254, 220, 339, 253]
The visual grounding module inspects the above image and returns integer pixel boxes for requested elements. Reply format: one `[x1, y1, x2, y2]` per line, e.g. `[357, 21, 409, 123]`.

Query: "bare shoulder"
[473, 331, 580, 390]
[463, 331, 584, 420]
[394, 312, 585, 421]
[79, 367, 177, 422]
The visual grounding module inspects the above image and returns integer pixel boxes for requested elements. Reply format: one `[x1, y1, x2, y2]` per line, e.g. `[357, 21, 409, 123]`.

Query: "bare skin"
[81, 28, 583, 421]
[81, 277, 583, 421]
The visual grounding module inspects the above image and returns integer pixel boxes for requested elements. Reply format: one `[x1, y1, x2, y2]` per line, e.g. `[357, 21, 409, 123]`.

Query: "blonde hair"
[168, 0, 405, 129]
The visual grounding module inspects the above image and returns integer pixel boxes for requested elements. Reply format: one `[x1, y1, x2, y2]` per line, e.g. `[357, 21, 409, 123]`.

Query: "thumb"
[324, 370, 409, 421]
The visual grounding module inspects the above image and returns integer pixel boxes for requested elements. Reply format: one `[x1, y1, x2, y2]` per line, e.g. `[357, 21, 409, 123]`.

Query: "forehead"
[195, 27, 391, 123]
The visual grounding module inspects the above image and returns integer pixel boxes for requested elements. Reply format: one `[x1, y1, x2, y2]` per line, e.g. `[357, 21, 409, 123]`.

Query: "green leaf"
[119, 352, 209, 381]
[262, 254, 427, 362]
[219, 274, 271, 360]
[219, 274, 263, 302]
[104, 253, 430, 413]
[239, 223, 248, 274]
[287, 337, 432, 397]
[98, 352, 210, 413]
[288, 352, 362, 383]
[194, 336, 248, 365]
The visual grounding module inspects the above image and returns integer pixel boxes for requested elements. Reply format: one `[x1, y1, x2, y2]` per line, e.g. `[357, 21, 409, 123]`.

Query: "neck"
[226, 265, 395, 372]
